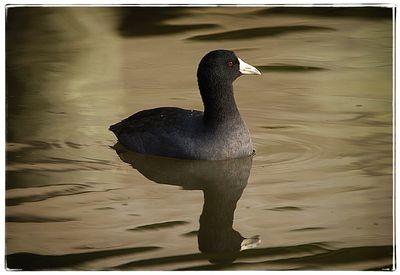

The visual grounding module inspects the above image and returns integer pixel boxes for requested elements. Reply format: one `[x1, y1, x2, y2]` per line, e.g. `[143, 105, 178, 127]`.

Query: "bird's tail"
[109, 122, 123, 134]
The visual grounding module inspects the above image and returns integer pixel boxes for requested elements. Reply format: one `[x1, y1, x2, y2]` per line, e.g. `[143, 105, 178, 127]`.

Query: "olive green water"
[6, 7, 394, 270]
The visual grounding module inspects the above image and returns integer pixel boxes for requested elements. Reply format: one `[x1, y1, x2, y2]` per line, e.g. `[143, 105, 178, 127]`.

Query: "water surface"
[6, 6, 393, 270]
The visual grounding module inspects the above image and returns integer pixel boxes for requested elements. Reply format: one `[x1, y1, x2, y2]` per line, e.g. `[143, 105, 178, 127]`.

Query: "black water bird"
[109, 50, 261, 160]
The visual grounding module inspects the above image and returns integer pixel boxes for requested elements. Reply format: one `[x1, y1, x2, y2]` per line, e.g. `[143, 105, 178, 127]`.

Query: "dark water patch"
[187, 25, 335, 41]
[50, 142, 63, 148]
[264, 245, 393, 268]
[261, 125, 295, 130]
[6, 215, 74, 223]
[47, 110, 67, 114]
[291, 227, 326, 232]
[254, 7, 393, 20]
[115, 251, 206, 269]
[94, 207, 115, 210]
[266, 206, 303, 211]
[65, 141, 86, 149]
[6, 173, 51, 190]
[116, 243, 329, 269]
[118, 7, 219, 37]
[6, 246, 161, 271]
[177, 245, 392, 270]
[182, 230, 198, 237]
[257, 64, 327, 73]
[128, 220, 189, 231]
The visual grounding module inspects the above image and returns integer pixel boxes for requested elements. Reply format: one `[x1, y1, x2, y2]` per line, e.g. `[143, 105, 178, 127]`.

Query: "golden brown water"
[6, 6, 393, 270]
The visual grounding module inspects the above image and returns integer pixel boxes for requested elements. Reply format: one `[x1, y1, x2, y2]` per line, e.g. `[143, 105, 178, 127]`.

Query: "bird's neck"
[199, 80, 241, 124]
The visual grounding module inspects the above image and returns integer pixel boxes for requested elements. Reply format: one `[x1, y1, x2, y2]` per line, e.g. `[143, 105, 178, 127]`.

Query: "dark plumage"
[109, 49, 261, 160]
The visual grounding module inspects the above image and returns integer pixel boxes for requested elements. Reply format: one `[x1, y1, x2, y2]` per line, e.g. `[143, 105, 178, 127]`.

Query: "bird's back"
[110, 107, 205, 159]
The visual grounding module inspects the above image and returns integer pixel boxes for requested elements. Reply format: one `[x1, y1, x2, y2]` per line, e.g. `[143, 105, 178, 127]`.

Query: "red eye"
[227, 60, 233, 67]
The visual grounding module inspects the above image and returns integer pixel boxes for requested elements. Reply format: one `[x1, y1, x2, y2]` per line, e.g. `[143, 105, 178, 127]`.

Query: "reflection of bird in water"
[198, 178, 260, 264]
[112, 143, 260, 265]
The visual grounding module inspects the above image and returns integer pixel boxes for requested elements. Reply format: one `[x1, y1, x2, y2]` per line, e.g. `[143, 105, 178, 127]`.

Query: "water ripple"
[6, 183, 120, 206]
[253, 133, 325, 170]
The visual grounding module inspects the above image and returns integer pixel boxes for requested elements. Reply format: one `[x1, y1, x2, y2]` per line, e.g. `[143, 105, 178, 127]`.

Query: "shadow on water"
[6, 7, 81, 141]
[256, 64, 327, 73]
[253, 7, 393, 20]
[6, 246, 161, 271]
[187, 25, 335, 41]
[118, 8, 219, 37]
[177, 245, 393, 271]
[112, 142, 260, 266]
[129, 221, 189, 231]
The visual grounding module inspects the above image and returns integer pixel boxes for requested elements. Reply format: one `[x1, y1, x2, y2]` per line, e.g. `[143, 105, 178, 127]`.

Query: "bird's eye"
[227, 60, 234, 67]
